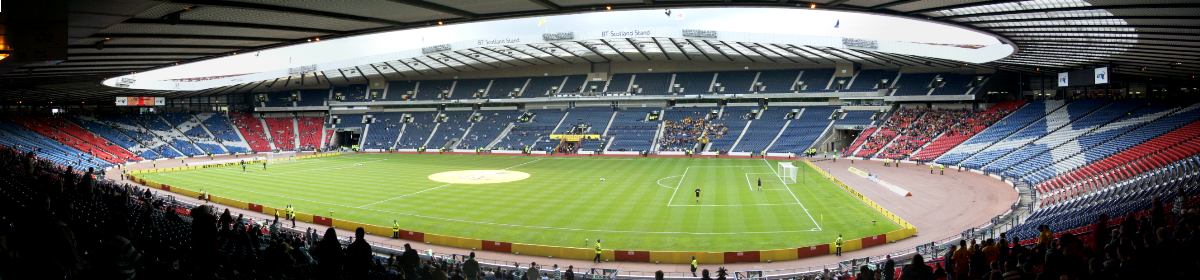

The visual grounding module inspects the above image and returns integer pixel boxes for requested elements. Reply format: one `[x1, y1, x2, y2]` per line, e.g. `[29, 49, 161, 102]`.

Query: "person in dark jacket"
[402, 243, 421, 278]
[314, 228, 343, 278]
[883, 254, 896, 280]
[343, 227, 373, 276]
[899, 254, 933, 280]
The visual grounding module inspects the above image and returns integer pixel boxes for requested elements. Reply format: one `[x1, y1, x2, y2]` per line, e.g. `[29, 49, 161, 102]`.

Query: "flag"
[834, 20, 840, 28]
[538, 18, 547, 26]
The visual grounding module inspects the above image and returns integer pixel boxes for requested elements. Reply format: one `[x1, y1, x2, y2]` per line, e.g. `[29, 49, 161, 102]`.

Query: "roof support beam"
[382, 62, 408, 77]
[502, 45, 557, 64]
[438, 53, 482, 71]
[548, 43, 596, 63]
[525, 0, 561, 10]
[699, 40, 739, 62]
[938, 4, 1200, 20]
[768, 43, 820, 64]
[386, 0, 478, 19]
[735, 42, 774, 63]
[90, 33, 294, 42]
[649, 38, 675, 61]
[599, 39, 633, 61]
[524, 44, 573, 64]
[906, 0, 1024, 15]
[573, 41, 610, 62]
[750, 43, 798, 64]
[625, 38, 652, 61]
[452, 50, 502, 68]
[968, 15, 1200, 25]
[121, 18, 341, 34]
[480, 47, 536, 65]
[424, 56, 461, 72]
[677, 39, 712, 61]
[470, 48, 525, 66]
[168, 0, 407, 25]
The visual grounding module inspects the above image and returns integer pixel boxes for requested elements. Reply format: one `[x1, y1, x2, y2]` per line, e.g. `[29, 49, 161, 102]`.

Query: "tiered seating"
[1034, 104, 1200, 194]
[161, 113, 226, 155]
[733, 109, 791, 153]
[453, 79, 492, 98]
[130, 114, 204, 156]
[395, 112, 438, 149]
[771, 106, 837, 154]
[835, 111, 876, 126]
[606, 108, 658, 151]
[416, 80, 454, 100]
[556, 108, 614, 134]
[1022, 103, 1186, 185]
[936, 100, 1063, 165]
[931, 73, 979, 95]
[707, 107, 755, 152]
[606, 74, 632, 93]
[845, 69, 898, 92]
[296, 89, 329, 106]
[1007, 156, 1200, 242]
[713, 71, 757, 94]
[458, 111, 521, 149]
[383, 81, 417, 100]
[70, 115, 162, 159]
[0, 120, 107, 169]
[842, 127, 877, 157]
[106, 115, 184, 158]
[261, 91, 293, 107]
[9, 116, 123, 164]
[427, 111, 474, 148]
[659, 107, 714, 151]
[631, 73, 671, 95]
[37, 117, 141, 162]
[910, 101, 1025, 161]
[263, 118, 297, 151]
[333, 85, 368, 101]
[991, 100, 1142, 177]
[759, 69, 804, 93]
[966, 99, 1109, 170]
[791, 69, 831, 92]
[671, 72, 713, 94]
[891, 73, 937, 96]
[230, 113, 272, 152]
[560, 74, 588, 94]
[196, 113, 252, 154]
[876, 108, 982, 160]
[854, 129, 896, 157]
[489, 78, 528, 98]
[297, 117, 324, 150]
[358, 113, 402, 150]
[525, 76, 565, 96]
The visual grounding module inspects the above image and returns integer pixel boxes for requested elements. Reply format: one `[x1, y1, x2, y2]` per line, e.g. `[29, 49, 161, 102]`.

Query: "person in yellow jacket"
[393, 220, 401, 239]
[691, 256, 698, 276]
[593, 240, 603, 263]
[835, 234, 844, 256]
[931, 164, 935, 174]
[940, 165, 945, 175]
[286, 205, 296, 227]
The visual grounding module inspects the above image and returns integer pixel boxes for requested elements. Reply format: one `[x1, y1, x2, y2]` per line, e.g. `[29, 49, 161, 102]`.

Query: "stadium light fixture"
[606, 6, 611, 10]
[438, 21, 444, 25]
[810, 3, 816, 9]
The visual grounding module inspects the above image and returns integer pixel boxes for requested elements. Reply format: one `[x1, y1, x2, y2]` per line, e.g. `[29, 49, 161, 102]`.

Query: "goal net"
[267, 152, 298, 163]
[778, 162, 798, 184]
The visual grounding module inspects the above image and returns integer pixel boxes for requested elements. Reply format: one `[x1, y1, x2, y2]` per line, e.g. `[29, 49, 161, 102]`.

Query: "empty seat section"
[296, 117, 324, 150]
[631, 73, 671, 95]
[968, 99, 1109, 171]
[296, 89, 329, 106]
[384, 81, 418, 100]
[488, 78, 528, 98]
[361, 113, 405, 149]
[891, 73, 937, 96]
[557, 108, 614, 134]
[771, 106, 837, 154]
[197, 113, 252, 154]
[995, 100, 1142, 178]
[759, 69, 804, 93]
[714, 71, 757, 94]
[395, 112, 438, 149]
[671, 72, 714, 94]
[427, 111, 474, 148]
[161, 113, 226, 155]
[707, 107, 755, 152]
[333, 85, 369, 101]
[453, 79, 492, 98]
[525, 76, 567, 96]
[606, 108, 659, 152]
[70, 115, 161, 159]
[911, 100, 1025, 161]
[936, 100, 1061, 165]
[129, 114, 200, 156]
[606, 74, 633, 93]
[458, 110, 522, 149]
[845, 69, 898, 91]
[931, 74, 981, 95]
[734, 108, 791, 153]
[493, 109, 565, 150]
[415, 80, 454, 100]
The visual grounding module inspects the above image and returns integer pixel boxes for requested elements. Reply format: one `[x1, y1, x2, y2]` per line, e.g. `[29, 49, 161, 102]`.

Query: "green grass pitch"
[140, 153, 900, 252]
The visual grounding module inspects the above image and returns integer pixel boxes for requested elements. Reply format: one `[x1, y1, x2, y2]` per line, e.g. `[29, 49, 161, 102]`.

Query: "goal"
[778, 162, 798, 184]
[267, 152, 298, 163]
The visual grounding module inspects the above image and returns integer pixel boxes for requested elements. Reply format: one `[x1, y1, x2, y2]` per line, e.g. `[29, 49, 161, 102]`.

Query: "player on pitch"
[758, 178, 762, 191]
[695, 187, 701, 202]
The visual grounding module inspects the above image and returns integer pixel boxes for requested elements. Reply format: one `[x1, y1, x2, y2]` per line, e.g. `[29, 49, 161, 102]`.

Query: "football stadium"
[0, 1, 1198, 279]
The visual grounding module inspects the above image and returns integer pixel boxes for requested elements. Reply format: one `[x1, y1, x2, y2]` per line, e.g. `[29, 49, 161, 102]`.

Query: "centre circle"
[428, 170, 531, 184]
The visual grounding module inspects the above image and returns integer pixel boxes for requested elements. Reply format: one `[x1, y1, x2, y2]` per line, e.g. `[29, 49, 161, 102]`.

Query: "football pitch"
[140, 153, 900, 252]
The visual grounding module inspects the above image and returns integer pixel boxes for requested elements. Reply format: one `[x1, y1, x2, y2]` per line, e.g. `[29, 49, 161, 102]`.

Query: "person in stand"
[695, 187, 701, 202]
[593, 240, 603, 263]
[464, 252, 481, 280]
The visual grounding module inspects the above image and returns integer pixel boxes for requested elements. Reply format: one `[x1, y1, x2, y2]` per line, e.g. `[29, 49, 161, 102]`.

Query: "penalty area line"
[764, 158, 823, 231]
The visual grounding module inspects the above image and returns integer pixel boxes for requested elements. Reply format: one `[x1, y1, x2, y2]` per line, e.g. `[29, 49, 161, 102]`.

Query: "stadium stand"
[161, 113, 226, 155]
[70, 115, 163, 160]
[963, 99, 1110, 170]
[488, 78, 528, 98]
[910, 101, 1024, 162]
[891, 73, 937, 96]
[0, 120, 108, 169]
[264, 118, 298, 151]
[230, 113, 273, 152]
[770, 106, 837, 154]
[130, 114, 205, 156]
[733, 108, 791, 153]
[297, 117, 324, 151]
[196, 113, 252, 154]
[492, 109, 564, 150]
[659, 107, 716, 151]
[931, 73, 980, 95]
[11, 116, 127, 164]
[713, 71, 757, 94]
[383, 81, 418, 100]
[758, 69, 805, 93]
[605, 108, 658, 152]
[395, 112, 439, 149]
[458, 111, 521, 150]
[453, 79, 492, 98]
[875, 108, 980, 160]
[935, 100, 1064, 165]
[845, 69, 898, 92]
[524, 76, 565, 96]
[706, 107, 755, 152]
[426, 111, 474, 149]
[671, 72, 713, 94]
[297, 89, 330, 107]
[360, 113, 405, 150]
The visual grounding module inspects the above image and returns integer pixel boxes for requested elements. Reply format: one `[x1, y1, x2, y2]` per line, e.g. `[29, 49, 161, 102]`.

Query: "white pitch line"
[501, 158, 544, 170]
[744, 173, 772, 191]
[655, 175, 683, 189]
[669, 203, 802, 207]
[666, 167, 690, 206]
[154, 171, 820, 235]
[764, 158, 823, 231]
[358, 182, 454, 208]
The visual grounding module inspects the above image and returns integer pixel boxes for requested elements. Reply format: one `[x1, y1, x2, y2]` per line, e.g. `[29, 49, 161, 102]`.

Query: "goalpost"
[778, 162, 799, 184]
[267, 151, 298, 163]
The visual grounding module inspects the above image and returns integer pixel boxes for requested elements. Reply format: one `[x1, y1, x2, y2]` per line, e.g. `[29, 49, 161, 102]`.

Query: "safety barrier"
[128, 153, 919, 264]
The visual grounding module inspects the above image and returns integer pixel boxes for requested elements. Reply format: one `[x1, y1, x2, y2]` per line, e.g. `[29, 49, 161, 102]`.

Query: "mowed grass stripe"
[142, 154, 901, 251]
